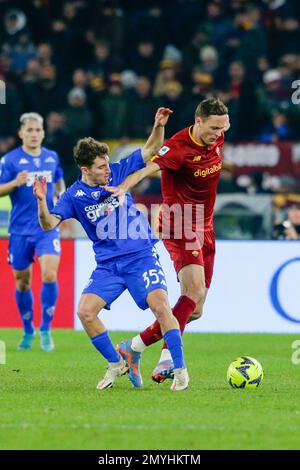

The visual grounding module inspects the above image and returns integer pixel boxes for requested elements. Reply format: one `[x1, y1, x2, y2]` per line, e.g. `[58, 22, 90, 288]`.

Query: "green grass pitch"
[1, 329, 300, 450]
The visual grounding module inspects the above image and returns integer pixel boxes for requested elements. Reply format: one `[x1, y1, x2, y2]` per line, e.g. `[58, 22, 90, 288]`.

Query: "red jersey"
[152, 126, 224, 236]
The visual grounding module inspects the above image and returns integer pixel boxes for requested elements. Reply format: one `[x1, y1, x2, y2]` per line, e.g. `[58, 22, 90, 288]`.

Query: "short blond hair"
[20, 112, 44, 127]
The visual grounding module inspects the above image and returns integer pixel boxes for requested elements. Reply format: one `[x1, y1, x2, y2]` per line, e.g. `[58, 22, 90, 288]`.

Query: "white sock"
[160, 348, 172, 362]
[131, 334, 146, 353]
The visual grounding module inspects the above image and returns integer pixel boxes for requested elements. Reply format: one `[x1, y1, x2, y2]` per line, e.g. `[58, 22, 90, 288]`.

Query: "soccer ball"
[227, 356, 264, 389]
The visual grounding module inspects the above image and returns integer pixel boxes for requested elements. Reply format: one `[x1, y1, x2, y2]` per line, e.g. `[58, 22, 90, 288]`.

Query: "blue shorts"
[82, 248, 168, 310]
[8, 230, 61, 270]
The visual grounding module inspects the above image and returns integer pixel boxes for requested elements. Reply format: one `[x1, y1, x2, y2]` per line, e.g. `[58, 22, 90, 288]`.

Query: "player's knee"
[149, 298, 170, 323]
[15, 274, 30, 292]
[77, 307, 96, 324]
[185, 284, 206, 305]
[42, 271, 57, 283]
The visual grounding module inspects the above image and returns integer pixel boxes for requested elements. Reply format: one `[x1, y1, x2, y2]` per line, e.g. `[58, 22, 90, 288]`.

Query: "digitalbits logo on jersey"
[158, 146, 170, 156]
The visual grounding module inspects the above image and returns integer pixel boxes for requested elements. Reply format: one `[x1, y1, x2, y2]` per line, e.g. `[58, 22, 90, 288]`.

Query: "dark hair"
[73, 137, 109, 167]
[195, 98, 228, 120]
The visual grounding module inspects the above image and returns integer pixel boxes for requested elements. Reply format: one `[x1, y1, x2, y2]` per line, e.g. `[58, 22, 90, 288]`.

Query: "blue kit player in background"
[33, 107, 189, 391]
[0, 112, 65, 352]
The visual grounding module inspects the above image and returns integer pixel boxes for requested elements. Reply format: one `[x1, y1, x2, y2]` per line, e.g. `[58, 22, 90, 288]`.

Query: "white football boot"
[96, 357, 128, 390]
[170, 367, 189, 391]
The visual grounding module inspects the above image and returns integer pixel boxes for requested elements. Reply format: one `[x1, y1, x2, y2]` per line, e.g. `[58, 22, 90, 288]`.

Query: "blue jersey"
[0, 146, 64, 235]
[51, 149, 158, 263]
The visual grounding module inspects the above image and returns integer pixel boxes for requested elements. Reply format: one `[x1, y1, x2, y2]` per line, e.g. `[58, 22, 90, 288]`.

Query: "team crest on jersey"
[33, 158, 41, 168]
[158, 146, 170, 156]
[192, 250, 199, 257]
[91, 191, 101, 200]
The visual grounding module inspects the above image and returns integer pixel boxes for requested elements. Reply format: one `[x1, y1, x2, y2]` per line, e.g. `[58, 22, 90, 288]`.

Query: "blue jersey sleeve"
[54, 153, 64, 183]
[110, 149, 145, 185]
[0, 156, 15, 183]
[50, 190, 76, 221]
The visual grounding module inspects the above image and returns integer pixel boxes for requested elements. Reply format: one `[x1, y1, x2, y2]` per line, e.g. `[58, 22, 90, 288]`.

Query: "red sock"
[140, 295, 196, 347]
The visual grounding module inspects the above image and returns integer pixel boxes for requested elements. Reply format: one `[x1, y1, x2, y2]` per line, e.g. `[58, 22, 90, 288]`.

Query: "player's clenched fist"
[16, 170, 28, 187]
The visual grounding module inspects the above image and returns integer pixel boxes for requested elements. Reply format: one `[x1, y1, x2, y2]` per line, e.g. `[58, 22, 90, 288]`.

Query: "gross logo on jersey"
[193, 156, 202, 162]
[84, 195, 120, 222]
[19, 158, 29, 164]
[158, 146, 170, 156]
[194, 162, 222, 178]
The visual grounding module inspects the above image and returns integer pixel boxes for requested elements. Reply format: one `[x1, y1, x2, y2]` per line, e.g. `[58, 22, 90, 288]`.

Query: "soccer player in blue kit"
[33, 107, 189, 391]
[0, 112, 65, 352]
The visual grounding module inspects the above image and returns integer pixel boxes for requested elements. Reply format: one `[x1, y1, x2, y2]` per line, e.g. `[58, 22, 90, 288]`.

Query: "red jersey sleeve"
[151, 141, 184, 171]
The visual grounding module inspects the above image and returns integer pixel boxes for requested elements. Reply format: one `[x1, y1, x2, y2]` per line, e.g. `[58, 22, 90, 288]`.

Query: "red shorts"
[162, 230, 216, 288]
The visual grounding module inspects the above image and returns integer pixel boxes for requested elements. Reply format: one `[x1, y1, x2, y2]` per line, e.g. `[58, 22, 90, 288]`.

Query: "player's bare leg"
[77, 293, 127, 389]
[13, 265, 35, 350]
[38, 254, 60, 351]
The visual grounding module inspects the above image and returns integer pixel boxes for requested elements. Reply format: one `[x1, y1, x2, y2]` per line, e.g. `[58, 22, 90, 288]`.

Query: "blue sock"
[15, 289, 34, 334]
[40, 282, 58, 332]
[91, 331, 120, 363]
[163, 329, 185, 369]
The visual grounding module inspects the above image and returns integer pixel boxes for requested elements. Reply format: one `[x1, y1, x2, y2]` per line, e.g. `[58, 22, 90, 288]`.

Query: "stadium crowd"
[0, 0, 300, 188]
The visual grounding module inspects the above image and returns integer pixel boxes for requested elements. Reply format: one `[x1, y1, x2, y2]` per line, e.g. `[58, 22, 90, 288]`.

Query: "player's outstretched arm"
[33, 176, 60, 231]
[141, 107, 173, 161]
[105, 160, 160, 204]
[0, 171, 27, 197]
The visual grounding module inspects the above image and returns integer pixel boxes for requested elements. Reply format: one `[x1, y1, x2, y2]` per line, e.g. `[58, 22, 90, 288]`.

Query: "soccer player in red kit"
[106, 98, 230, 384]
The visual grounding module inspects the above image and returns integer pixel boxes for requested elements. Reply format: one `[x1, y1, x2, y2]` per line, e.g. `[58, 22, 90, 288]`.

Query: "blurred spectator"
[221, 61, 259, 141]
[159, 80, 187, 136]
[91, 5, 125, 54]
[3, 8, 30, 47]
[43, 112, 76, 186]
[272, 204, 300, 240]
[7, 33, 36, 74]
[37, 42, 54, 67]
[127, 76, 158, 138]
[97, 74, 128, 139]
[89, 40, 122, 79]
[129, 39, 160, 81]
[260, 109, 293, 143]
[153, 59, 179, 97]
[63, 87, 93, 141]
[23, 64, 67, 116]
[23, 59, 40, 83]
